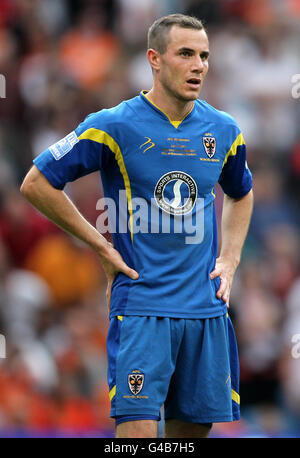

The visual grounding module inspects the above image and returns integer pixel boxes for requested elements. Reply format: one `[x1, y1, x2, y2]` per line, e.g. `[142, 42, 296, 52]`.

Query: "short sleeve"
[33, 112, 112, 190]
[218, 131, 252, 198]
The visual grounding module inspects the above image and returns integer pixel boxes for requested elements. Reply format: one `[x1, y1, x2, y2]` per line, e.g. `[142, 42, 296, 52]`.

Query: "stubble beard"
[162, 77, 200, 104]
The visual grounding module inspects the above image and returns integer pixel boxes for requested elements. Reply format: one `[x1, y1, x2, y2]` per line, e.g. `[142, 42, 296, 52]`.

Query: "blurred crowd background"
[0, 0, 299, 438]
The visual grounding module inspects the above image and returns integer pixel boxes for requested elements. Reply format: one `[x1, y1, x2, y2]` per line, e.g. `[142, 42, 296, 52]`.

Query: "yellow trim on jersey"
[231, 389, 240, 405]
[222, 132, 245, 168]
[78, 128, 134, 242]
[117, 315, 123, 321]
[141, 91, 194, 129]
[171, 120, 182, 129]
[109, 385, 116, 401]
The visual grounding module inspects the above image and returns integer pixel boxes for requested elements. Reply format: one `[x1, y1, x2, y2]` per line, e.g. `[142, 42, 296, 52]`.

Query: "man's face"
[156, 26, 209, 102]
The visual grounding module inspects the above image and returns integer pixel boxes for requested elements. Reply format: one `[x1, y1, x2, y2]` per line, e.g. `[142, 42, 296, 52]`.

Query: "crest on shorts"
[203, 136, 216, 158]
[128, 370, 144, 395]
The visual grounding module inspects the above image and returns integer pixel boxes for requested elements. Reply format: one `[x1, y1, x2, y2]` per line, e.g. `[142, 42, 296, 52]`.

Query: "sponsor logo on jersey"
[203, 135, 216, 158]
[49, 131, 79, 160]
[154, 171, 197, 216]
[128, 370, 144, 395]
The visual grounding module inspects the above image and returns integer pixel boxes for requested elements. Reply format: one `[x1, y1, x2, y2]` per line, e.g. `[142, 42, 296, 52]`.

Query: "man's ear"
[147, 48, 161, 72]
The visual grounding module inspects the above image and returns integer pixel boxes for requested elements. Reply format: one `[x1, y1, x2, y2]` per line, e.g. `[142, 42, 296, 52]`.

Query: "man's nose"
[191, 55, 204, 73]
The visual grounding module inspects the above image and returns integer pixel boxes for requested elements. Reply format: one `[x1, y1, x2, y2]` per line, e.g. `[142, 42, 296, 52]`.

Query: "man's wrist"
[219, 251, 240, 270]
[89, 234, 112, 257]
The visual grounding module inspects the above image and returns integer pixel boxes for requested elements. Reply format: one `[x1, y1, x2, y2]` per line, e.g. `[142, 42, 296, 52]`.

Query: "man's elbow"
[20, 166, 40, 200]
[20, 172, 34, 199]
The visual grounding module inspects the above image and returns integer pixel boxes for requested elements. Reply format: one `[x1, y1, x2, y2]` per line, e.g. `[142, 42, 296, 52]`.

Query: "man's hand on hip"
[97, 242, 139, 312]
[210, 256, 237, 308]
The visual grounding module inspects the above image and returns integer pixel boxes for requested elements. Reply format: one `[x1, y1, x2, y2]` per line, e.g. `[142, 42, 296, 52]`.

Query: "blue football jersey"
[34, 91, 252, 318]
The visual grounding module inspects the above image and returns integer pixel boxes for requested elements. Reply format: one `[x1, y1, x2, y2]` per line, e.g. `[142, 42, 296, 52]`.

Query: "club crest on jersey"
[128, 370, 144, 395]
[203, 136, 216, 158]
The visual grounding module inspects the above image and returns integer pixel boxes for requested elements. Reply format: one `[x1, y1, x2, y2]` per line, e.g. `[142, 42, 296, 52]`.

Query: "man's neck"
[145, 87, 194, 122]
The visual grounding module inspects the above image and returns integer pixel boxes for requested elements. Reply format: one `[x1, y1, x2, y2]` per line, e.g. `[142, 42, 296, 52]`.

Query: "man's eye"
[180, 51, 191, 57]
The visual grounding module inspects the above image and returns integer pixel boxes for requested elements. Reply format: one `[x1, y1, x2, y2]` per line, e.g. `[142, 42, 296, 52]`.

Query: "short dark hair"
[148, 14, 205, 54]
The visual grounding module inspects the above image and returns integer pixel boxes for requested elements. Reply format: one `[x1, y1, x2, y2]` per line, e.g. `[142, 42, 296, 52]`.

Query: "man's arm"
[20, 166, 139, 306]
[210, 189, 254, 306]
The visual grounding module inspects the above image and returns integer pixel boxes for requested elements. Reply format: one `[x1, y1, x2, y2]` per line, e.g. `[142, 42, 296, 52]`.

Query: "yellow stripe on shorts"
[109, 385, 116, 401]
[231, 389, 240, 405]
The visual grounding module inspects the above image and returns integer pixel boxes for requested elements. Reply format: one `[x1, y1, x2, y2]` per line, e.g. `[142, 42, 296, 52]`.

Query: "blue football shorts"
[106, 314, 240, 425]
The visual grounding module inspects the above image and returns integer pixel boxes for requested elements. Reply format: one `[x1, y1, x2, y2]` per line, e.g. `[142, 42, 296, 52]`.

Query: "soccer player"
[20, 14, 253, 438]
